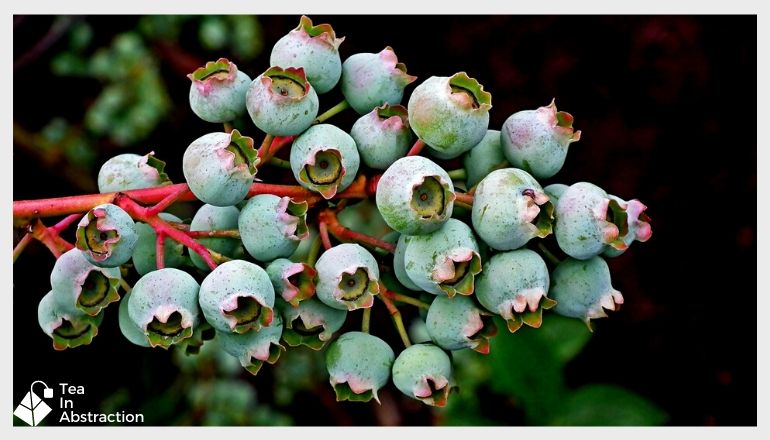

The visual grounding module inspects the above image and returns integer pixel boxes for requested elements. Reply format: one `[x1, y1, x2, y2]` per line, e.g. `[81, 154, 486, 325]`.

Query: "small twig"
[186, 230, 241, 239]
[406, 139, 426, 156]
[268, 157, 292, 169]
[314, 100, 350, 124]
[362, 308, 371, 333]
[382, 287, 431, 310]
[146, 186, 189, 217]
[155, 231, 166, 269]
[305, 235, 322, 266]
[28, 219, 74, 258]
[318, 209, 396, 253]
[119, 278, 132, 294]
[223, 122, 234, 134]
[51, 213, 82, 233]
[537, 242, 562, 266]
[447, 169, 467, 181]
[377, 294, 412, 348]
[454, 192, 474, 206]
[319, 221, 333, 250]
[257, 134, 275, 159]
[13, 233, 33, 263]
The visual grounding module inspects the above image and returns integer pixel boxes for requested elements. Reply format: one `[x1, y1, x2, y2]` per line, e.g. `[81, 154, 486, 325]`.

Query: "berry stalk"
[406, 139, 426, 156]
[318, 209, 396, 253]
[377, 293, 412, 348]
[362, 307, 371, 334]
[314, 100, 350, 124]
[155, 232, 166, 269]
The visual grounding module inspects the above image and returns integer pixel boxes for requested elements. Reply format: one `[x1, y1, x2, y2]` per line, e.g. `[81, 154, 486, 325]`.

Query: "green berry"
[246, 66, 319, 136]
[277, 297, 346, 350]
[315, 243, 380, 311]
[392, 343, 453, 407]
[340, 47, 416, 114]
[188, 58, 251, 123]
[189, 204, 244, 272]
[131, 213, 186, 276]
[50, 248, 121, 317]
[325, 331, 394, 403]
[426, 295, 497, 353]
[550, 256, 623, 330]
[239, 195, 309, 262]
[290, 124, 359, 199]
[97, 152, 171, 193]
[266, 258, 316, 306]
[38, 289, 103, 351]
[217, 314, 285, 375]
[75, 203, 139, 268]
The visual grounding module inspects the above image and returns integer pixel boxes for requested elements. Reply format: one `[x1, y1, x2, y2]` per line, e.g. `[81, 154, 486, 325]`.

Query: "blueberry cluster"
[36, 16, 652, 408]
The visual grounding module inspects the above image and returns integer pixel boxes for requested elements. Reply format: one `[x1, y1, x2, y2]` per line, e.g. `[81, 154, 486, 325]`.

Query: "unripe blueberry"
[376, 156, 456, 235]
[392, 343, 453, 407]
[462, 130, 509, 188]
[471, 168, 554, 251]
[189, 204, 244, 272]
[270, 15, 344, 94]
[550, 256, 623, 330]
[404, 218, 481, 297]
[277, 297, 346, 350]
[131, 213, 186, 276]
[315, 243, 380, 311]
[239, 194, 309, 262]
[127, 268, 200, 349]
[266, 258, 316, 306]
[554, 182, 631, 260]
[188, 58, 251, 123]
[118, 292, 150, 347]
[340, 47, 417, 115]
[393, 234, 421, 291]
[602, 195, 653, 258]
[350, 104, 412, 170]
[408, 72, 492, 159]
[217, 314, 285, 375]
[199, 260, 275, 334]
[290, 124, 359, 199]
[97, 152, 171, 193]
[501, 99, 581, 179]
[182, 129, 259, 207]
[426, 295, 497, 353]
[325, 331, 394, 403]
[75, 203, 139, 268]
[246, 66, 319, 136]
[475, 249, 556, 333]
[544, 183, 569, 206]
[50, 248, 122, 317]
[38, 289, 103, 350]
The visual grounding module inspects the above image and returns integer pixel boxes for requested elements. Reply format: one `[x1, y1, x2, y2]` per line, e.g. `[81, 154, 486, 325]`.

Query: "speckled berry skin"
[75, 203, 138, 268]
[50, 248, 121, 317]
[246, 66, 319, 136]
[182, 129, 259, 207]
[392, 343, 453, 407]
[188, 58, 251, 123]
[393, 234, 421, 291]
[270, 15, 344, 94]
[403, 218, 482, 297]
[266, 258, 316, 306]
[239, 194, 309, 262]
[554, 182, 629, 260]
[217, 314, 284, 375]
[471, 168, 554, 251]
[290, 124, 360, 199]
[475, 249, 555, 333]
[277, 297, 346, 350]
[603, 195, 653, 258]
[325, 331, 394, 402]
[315, 243, 380, 311]
[376, 156, 456, 235]
[462, 130, 508, 188]
[97, 152, 171, 193]
[118, 292, 150, 347]
[501, 100, 581, 179]
[550, 256, 623, 330]
[408, 72, 492, 159]
[132, 213, 186, 276]
[189, 204, 244, 271]
[127, 268, 200, 349]
[38, 289, 103, 350]
[350, 104, 413, 170]
[426, 295, 497, 353]
[340, 47, 417, 115]
[199, 260, 275, 334]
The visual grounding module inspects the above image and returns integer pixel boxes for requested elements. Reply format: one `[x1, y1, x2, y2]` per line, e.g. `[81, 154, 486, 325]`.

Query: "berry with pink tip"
[341, 46, 417, 114]
[188, 58, 251, 123]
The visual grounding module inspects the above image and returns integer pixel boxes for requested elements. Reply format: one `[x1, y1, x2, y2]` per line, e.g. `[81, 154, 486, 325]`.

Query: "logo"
[14, 381, 54, 426]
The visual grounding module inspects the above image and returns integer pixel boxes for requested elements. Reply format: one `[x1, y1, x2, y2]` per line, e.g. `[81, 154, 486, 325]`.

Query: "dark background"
[13, 15, 757, 426]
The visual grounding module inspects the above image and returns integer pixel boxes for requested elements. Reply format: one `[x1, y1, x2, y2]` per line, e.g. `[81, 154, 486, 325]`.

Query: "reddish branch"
[155, 232, 166, 270]
[28, 219, 74, 258]
[318, 221, 332, 251]
[454, 192, 474, 206]
[318, 209, 396, 253]
[406, 139, 426, 156]
[257, 135, 294, 168]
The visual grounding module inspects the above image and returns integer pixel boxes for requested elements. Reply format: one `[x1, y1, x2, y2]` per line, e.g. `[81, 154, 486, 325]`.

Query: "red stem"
[258, 135, 294, 168]
[51, 213, 82, 233]
[115, 194, 218, 270]
[318, 221, 332, 250]
[186, 230, 241, 239]
[147, 186, 189, 217]
[155, 231, 166, 270]
[454, 192, 474, 206]
[319, 209, 395, 253]
[29, 219, 74, 258]
[406, 139, 426, 156]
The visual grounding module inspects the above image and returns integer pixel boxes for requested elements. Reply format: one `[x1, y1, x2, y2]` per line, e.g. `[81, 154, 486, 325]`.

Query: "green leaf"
[548, 384, 668, 426]
[534, 314, 592, 365]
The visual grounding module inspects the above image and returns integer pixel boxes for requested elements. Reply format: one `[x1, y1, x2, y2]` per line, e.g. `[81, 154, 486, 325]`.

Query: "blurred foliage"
[437, 315, 667, 426]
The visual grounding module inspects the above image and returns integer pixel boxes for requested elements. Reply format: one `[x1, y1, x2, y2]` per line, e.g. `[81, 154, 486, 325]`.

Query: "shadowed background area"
[13, 15, 756, 426]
